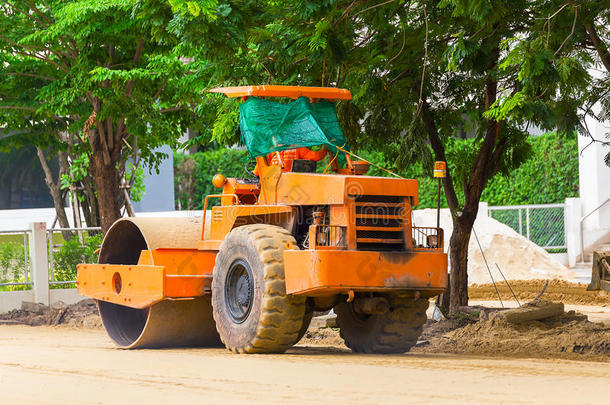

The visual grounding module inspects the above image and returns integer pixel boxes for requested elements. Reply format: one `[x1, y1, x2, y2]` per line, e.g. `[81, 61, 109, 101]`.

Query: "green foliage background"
[174, 147, 248, 210]
[0, 233, 102, 290]
[174, 132, 578, 210]
[0, 242, 28, 291]
[52, 233, 103, 287]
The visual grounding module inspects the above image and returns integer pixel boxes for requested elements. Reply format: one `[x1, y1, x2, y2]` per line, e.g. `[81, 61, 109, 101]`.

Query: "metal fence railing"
[47, 227, 102, 287]
[0, 229, 32, 289]
[488, 203, 566, 252]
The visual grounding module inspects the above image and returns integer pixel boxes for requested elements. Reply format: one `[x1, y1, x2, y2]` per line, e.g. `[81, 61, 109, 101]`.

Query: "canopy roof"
[209, 85, 352, 101]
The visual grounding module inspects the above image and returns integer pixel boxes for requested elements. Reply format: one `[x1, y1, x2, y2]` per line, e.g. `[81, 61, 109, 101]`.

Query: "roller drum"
[96, 217, 221, 348]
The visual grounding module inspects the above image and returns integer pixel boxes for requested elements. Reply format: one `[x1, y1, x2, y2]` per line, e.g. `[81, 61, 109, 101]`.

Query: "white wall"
[0, 289, 84, 314]
[578, 111, 610, 248]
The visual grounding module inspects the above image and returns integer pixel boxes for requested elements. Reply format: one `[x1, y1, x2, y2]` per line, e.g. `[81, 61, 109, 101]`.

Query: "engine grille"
[354, 195, 406, 251]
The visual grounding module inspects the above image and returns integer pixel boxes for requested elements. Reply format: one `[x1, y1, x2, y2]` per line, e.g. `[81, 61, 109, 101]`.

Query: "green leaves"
[483, 91, 526, 121]
[169, 0, 219, 19]
[309, 19, 331, 51]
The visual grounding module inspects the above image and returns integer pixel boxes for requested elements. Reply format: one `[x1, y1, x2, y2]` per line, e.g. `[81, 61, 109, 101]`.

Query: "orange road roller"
[77, 85, 448, 354]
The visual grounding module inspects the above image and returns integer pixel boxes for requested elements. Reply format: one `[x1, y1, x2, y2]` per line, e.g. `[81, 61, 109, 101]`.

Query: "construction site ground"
[0, 324, 609, 404]
[1, 280, 609, 404]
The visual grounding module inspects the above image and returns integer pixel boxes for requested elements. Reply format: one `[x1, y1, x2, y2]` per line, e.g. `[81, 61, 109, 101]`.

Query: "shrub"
[0, 242, 29, 290]
[52, 233, 103, 285]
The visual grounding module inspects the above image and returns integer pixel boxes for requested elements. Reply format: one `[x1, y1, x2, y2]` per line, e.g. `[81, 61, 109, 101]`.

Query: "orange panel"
[275, 173, 347, 205]
[145, 249, 216, 276]
[283, 250, 447, 297]
[343, 176, 419, 206]
[270, 173, 420, 206]
[165, 274, 212, 296]
[77, 263, 165, 309]
[208, 85, 352, 100]
[77, 249, 217, 309]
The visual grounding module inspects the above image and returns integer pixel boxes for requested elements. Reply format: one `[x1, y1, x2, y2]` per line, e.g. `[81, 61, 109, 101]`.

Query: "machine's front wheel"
[212, 225, 306, 353]
[335, 294, 429, 354]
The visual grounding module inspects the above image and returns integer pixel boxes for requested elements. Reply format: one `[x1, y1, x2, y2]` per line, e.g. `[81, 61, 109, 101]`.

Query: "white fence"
[0, 222, 94, 312]
[488, 203, 566, 252]
[0, 228, 31, 288]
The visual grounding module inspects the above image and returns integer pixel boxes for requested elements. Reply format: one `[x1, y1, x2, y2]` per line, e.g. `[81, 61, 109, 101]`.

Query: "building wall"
[132, 145, 176, 212]
[0, 146, 56, 210]
[578, 110, 610, 247]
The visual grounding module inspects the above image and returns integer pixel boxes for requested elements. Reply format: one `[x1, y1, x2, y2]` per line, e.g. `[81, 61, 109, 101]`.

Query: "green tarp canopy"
[239, 96, 348, 158]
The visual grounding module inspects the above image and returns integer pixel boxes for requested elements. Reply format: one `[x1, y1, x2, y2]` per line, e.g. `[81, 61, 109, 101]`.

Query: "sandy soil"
[1, 325, 609, 405]
[414, 209, 574, 283]
[470, 300, 610, 325]
[469, 280, 610, 307]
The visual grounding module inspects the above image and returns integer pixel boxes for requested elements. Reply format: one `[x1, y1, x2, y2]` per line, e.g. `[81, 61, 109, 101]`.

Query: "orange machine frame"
[77, 85, 447, 309]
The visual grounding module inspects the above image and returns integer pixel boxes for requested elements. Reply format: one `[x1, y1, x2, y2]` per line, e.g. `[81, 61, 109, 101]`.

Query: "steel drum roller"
[96, 217, 221, 348]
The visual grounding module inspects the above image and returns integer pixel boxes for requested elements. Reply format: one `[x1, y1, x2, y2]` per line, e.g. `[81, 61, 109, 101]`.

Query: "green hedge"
[174, 132, 578, 209]
[360, 131, 578, 208]
[175, 148, 248, 210]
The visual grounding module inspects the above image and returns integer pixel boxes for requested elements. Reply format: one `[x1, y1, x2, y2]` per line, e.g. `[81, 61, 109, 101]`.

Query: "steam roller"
[77, 85, 448, 354]
[92, 217, 221, 348]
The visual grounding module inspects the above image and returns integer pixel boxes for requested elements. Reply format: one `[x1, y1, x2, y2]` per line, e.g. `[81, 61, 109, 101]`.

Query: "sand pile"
[414, 310, 610, 360]
[470, 280, 609, 307]
[0, 299, 101, 328]
[413, 208, 574, 284]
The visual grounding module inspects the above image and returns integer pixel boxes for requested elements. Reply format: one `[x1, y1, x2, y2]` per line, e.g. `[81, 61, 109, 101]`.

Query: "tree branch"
[0, 106, 36, 111]
[420, 100, 460, 213]
[414, 5, 429, 118]
[333, 0, 359, 27]
[125, 39, 145, 97]
[8, 48, 68, 73]
[0, 0, 49, 28]
[584, 20, 610, 72]
[153, 77, 168, 100]
[554, 6, 577, 56]
[21, 0, 54, 24]
[5, 72, 56, 81]
[352, 0, 398, 19]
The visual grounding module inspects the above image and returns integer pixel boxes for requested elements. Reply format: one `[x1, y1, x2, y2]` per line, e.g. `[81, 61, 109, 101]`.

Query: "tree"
[498, 0, 609, 164]
[176, 0, 581, 311]
[0, 0, 208, 232]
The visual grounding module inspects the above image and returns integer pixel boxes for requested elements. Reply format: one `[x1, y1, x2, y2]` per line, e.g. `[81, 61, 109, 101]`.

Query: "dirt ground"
[413, 312, 610, 361]
[1, 325, 610, 405]
[0, 299, 101, 328]
[301, 310, 610, 361]
[469, 280, 609, 307]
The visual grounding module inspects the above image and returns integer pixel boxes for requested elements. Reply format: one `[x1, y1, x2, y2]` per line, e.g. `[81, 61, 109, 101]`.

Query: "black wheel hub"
[225, 259, 254, 323]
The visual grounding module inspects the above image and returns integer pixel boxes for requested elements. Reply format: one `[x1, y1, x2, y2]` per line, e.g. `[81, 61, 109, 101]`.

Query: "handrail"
[201, 194, 239, 240]
[579, 197, 610, 264]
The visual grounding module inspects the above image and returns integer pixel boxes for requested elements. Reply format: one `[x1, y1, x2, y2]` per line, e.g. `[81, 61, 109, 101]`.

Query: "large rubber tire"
[211, 224, 306, 353]
[335, 294, 429, 354]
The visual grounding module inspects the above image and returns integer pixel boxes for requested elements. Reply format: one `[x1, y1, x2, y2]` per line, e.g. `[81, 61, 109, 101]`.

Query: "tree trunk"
[36, 147, 73, 241]
[81, 177, 100, 227]
[448, 207, 478, 311]
[90, 148, 121, 234]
